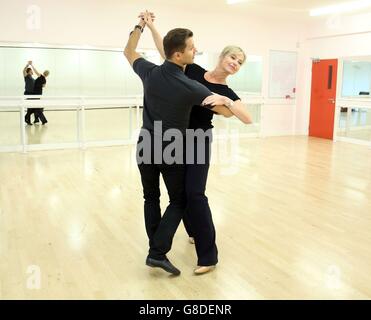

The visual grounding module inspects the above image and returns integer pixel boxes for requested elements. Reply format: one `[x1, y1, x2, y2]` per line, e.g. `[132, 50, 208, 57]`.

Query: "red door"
[309, 59, 338, 139]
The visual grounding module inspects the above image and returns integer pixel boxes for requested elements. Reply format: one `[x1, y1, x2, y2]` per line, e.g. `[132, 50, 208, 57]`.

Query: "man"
[124, 12, 231, 275]
[23, 61, 36, 125]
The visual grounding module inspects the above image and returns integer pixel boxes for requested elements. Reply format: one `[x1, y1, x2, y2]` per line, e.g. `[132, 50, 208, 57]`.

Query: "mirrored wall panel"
[0, 46, 263, 97]
[0, 110, 20, 146]
[26, 109, 78, 145]
[341, 60, 371, 97]
[194, 52, 263, 94]
[337, 107, 371, 141]
[85, 107, 133, 141]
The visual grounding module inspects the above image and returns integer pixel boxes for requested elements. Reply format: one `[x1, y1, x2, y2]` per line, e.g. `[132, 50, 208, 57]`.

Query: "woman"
[141, 12, 252, 274]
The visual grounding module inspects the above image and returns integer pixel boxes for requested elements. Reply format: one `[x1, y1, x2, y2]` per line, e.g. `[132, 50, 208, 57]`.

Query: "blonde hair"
[219, 46, 246, 64]
[43, 70, 50, 77]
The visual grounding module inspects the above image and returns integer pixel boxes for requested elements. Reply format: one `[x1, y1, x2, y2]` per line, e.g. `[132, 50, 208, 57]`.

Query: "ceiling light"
[226, 0, 247, 4]
[310, 0, 371, 16]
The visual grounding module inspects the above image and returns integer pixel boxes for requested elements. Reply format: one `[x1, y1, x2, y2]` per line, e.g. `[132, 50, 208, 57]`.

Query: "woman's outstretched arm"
[140, 11, 166, 60]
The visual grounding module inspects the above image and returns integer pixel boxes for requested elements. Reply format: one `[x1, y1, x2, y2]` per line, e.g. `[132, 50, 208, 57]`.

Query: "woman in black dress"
[142, 12, 252, 274]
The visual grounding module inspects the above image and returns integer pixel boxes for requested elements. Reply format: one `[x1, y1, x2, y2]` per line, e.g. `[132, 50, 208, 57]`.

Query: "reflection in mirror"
[337, 107, 371, 141]
[27, 109, 77, 145]
[341, 59, 371, 97]
[228, 55, 263, 95]
[0, 45, 263, 150]
[0, 46, 157, 97]
[338, 57, 371, 143]
[0, 110, 20, 146]
[0, 46, 263, 97]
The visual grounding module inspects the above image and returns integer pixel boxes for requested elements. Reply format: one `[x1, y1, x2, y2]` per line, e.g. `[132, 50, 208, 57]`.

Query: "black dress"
[183, 63, 240, 266]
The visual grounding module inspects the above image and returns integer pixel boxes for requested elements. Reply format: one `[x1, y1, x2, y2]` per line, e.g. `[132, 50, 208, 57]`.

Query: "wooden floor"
[0, 136, 371, 299]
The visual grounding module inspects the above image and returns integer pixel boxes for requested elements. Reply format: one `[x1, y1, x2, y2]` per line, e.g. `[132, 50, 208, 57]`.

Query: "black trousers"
[34, 108, 47, 124]
[137, 135, 186, 260]
[24, 93, 37, 123]
[25, 108, 37, 123]
[24, 93, 47, 124]
[183, 133, 218, 266]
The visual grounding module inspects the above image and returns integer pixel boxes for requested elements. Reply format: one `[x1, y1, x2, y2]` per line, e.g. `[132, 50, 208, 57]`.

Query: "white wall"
[0, 0, 302, 52]
[0, 0, 306, 136]
[261, 104, 296, 137]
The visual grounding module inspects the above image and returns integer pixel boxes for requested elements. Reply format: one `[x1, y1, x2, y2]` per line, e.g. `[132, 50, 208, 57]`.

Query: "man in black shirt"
[124, 12, 231, 275]
[23, 61, 36, 125]
[23, 61, 35, 95]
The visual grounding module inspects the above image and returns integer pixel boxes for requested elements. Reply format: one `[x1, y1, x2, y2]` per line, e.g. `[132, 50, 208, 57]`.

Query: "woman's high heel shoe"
[194, 265, 215, 275]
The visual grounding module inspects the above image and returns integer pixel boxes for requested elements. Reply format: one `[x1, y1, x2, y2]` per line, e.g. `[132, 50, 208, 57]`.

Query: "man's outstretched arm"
[124, 17, 146, 66]
[23, 61, 31, 77]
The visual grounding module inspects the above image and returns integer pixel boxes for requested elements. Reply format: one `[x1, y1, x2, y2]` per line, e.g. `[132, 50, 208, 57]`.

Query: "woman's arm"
[229, 100, 253, 124]
[211, 105, 233, 118]
[202, 95, 253, 124]
[140, 11, 166, 60]
[30, 62, 41, 77]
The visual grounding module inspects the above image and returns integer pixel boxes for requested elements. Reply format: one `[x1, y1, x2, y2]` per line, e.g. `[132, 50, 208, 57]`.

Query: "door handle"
[328, 98, 335, 104]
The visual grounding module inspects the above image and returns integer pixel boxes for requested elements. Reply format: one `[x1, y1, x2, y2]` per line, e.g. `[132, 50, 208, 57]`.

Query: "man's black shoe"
[146, 257, 181, 276]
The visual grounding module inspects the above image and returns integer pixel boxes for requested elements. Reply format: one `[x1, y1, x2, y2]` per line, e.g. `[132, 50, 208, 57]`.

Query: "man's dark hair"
[163, 28, 193, 59]
[26, 68, 32, 74]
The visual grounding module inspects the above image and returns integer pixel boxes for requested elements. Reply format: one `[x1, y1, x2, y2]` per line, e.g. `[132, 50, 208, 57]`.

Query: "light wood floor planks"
[0, 136, 370, 299]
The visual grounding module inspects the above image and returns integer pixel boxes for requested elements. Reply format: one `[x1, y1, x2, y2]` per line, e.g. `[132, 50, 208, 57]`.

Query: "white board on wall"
[269, 50, 297, 98]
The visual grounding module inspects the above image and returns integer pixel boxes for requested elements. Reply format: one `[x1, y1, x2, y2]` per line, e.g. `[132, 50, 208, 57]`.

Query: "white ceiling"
[232, 0, 355, 11]
[148, 0, 371, 16]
